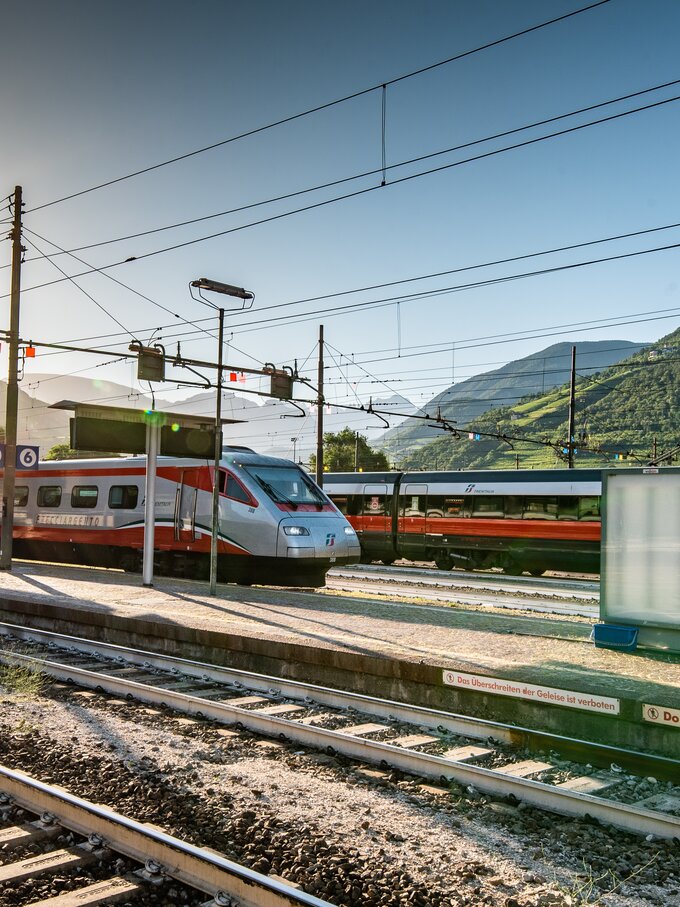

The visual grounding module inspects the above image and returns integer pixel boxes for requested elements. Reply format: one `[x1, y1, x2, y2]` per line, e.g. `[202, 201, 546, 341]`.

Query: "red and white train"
[1, 448, 361, 586]
[323, 469, 603, 575]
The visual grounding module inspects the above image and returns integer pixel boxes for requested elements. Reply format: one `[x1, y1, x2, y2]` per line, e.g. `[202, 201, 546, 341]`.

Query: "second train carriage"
[2, 448, 361, 586]
[323, 469, 603, 575]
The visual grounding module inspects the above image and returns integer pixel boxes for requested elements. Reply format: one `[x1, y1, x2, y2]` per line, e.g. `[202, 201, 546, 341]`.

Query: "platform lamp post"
[190, 278, 254, 595]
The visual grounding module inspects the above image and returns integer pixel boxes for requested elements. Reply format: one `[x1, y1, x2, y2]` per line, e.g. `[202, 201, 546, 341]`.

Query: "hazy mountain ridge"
[401, 328, 679, 471]
[377, 340, 646, 458]
[1, 373, 416, 461]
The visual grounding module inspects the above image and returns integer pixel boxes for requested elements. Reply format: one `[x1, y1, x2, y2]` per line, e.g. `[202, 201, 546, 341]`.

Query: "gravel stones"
[0, 687, 678, 905]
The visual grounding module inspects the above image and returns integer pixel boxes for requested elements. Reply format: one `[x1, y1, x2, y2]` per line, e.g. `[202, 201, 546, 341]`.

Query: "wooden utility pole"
[316, 324, 324, 487]
[0, 186, 23, 571]
[567, 345, 576, 469]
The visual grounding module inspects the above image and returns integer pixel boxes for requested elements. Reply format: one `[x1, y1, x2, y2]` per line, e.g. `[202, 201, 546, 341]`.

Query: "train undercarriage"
[12, 539, 333, 588]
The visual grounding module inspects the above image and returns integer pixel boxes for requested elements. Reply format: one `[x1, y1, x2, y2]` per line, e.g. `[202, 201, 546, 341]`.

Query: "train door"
[399, 483, 427, 559]
[359, 483, 393, 561]
[174, 468, 201, 545]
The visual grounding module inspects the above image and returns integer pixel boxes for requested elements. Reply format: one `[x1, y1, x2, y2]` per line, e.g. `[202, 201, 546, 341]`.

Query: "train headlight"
[344, 526, 356, 535]
[283, 526, 310, 536]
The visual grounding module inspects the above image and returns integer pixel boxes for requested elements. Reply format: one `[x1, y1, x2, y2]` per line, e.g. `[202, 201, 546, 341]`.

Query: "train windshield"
[245, 465, 328, 509]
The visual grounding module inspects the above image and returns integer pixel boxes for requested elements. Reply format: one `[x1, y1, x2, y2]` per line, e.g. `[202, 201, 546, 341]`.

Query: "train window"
[109, 485, 139, 509]
[245, 464, 329, 506]
[504, 496, 522, 518]
[402, 495, 425, 517]
[332, 495, 349, 514]
[579, 496, 600, 521]
[345, 495, 361, 516]
[361, 494, 387, 516]
[558, 496, 579, 520]
[427, 496, 464, 518]
[72, 486, 99, 509]
[471, 496, 504, 518]
[14, 486, 28, 508]
[37, 486, 62, 508]
[225, 475, 250, 504]
[446, 497, 464, 516]
[523, 496, 558, 519]
[401, 494, 426, 516]
[426, 495, 443, 518]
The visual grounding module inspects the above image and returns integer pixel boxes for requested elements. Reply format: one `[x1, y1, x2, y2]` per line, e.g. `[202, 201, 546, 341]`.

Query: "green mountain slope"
[379, 339, 645, 459]
[402, 328, 680, 471]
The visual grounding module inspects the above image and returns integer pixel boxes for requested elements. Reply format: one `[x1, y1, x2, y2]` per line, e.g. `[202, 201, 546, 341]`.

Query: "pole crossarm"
[7, 335, 307, 391]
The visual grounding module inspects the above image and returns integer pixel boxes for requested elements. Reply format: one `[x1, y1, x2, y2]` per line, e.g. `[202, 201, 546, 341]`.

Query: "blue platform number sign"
[0, 444, 39, 469]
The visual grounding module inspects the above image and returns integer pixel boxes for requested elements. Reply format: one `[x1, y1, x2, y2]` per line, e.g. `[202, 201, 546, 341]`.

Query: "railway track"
[0, 763, 332, 906]
[0, 622, 678, 844]
[325, 565, 599, 617]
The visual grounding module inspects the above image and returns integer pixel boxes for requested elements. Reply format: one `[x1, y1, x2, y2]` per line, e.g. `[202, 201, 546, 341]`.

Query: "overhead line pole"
[189, 278, 254, 597]
[567, 345, 576, 469]
[0, 186, 24, 571]
[210, 307, 225, 596]
[316, 325, 324, 487]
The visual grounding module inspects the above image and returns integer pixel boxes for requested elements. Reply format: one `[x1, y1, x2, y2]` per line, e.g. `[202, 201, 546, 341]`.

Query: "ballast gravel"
[0, 688, 678, 907]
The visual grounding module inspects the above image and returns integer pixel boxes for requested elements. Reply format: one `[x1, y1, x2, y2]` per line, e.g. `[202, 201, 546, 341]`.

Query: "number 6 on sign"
[0, 444, 40, 469]
[17, 447, 38, 469]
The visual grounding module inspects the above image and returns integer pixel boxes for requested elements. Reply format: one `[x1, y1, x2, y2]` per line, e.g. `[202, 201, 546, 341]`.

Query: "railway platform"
[0, 561, 678, 758]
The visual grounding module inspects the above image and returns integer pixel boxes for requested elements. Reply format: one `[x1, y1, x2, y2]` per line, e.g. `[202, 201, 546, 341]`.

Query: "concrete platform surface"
[0, 561, 677, 708]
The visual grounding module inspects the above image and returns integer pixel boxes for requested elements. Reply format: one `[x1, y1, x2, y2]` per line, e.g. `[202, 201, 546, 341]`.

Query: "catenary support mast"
[567, 345, 576, 469]
[0, 186, 24, 571]
[316, 324, 324, 487]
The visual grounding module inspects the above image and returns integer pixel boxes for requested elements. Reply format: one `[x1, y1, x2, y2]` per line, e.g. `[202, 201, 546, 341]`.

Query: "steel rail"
[329, 564, 600, 598]
[0, 764, 332, 907]
[324, 575, 598, 617]
[0, 621, 676, 781]
[0, 642, 678, 841]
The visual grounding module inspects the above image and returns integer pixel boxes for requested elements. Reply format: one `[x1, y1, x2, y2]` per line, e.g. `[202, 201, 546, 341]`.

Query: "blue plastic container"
[591, 623, 639, 652]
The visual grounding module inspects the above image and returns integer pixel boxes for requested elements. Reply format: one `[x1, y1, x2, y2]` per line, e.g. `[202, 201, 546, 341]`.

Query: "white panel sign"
[643, 704, 680, 727]
[443, 670, 620, 715]
[602, 472, 680, 627]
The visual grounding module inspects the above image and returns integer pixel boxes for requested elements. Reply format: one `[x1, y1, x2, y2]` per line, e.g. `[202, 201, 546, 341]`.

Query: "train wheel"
[503, 557, 524, 576]
[120, 551, 141, 573]
[529, 568, 546, 577]
[435, 553, 453, 571]
[194, 559, 209, 581]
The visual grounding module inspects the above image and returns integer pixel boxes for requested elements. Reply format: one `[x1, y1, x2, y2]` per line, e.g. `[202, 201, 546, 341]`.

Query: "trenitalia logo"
[464, 483, 494, 494]
[325, 533, 336, 547]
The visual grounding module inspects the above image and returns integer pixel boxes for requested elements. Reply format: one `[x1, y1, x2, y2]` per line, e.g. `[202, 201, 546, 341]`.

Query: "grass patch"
[0, 659, 49, 699]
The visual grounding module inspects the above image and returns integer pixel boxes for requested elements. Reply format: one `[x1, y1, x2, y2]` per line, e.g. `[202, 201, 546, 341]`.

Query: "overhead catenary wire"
[17, 70, 680, 265]
[22, 298, 680, 391]
[322, 345, 648, 384]
[22, 233, 136, 339]
[10, 84, 680, 300]
[182, 240, 680, 336]
[35, 218, 680, 354]
[21, 226, 226, 349]
[25, 1, 611, 215]
[18, 351, 673, 455]
[29, 244, 673, 372]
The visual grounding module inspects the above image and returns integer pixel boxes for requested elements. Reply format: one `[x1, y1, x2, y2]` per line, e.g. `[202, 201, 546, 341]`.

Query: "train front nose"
[278, 518, 361, 562]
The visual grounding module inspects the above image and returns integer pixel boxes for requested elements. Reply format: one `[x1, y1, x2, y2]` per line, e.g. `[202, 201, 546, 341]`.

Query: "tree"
[44, 443, 120, 460]
[309, 428, 390, 472]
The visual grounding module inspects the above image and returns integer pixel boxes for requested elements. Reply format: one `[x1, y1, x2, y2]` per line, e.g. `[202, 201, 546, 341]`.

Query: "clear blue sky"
[2, 0, 680, 430]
